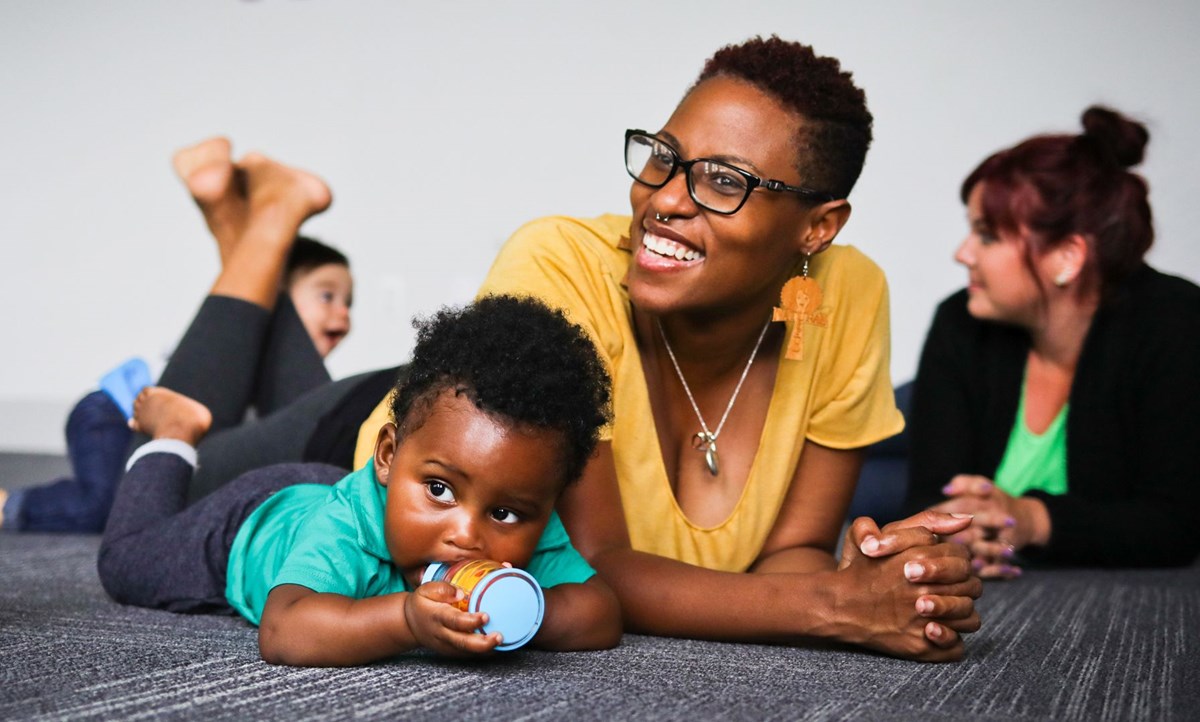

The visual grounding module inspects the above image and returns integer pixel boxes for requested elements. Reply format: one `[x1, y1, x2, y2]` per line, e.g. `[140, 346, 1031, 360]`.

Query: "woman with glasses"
[905, 107, 1200, 578]
[116, 37, 980, 661]
[457, 36, 982, 661]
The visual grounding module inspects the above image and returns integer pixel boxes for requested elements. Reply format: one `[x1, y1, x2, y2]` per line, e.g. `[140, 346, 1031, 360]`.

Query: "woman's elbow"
[576, 585, 624, 650]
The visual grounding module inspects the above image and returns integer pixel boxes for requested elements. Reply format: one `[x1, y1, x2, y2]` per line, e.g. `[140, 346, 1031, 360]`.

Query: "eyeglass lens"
[625, 133, 751, 214]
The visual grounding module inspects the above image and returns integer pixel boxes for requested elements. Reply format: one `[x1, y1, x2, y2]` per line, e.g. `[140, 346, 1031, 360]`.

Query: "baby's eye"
[491, 508, 520, 525]
[320, 291, 336, 303]
[425, 480, 455, 502]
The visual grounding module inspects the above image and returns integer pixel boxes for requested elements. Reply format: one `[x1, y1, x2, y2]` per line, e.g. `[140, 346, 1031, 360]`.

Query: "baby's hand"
[403, 581, 502, 657]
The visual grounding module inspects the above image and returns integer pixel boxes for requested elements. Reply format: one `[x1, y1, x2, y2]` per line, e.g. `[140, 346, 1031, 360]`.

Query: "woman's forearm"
[591, 544, 975, 662]
[751, 546, 839, 575]
[592, 547, 838, 643]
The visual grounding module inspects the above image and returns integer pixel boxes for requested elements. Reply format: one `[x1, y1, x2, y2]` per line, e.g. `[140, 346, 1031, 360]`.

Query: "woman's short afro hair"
[695, 35, 873, 200]
[389, 294, 612, 486]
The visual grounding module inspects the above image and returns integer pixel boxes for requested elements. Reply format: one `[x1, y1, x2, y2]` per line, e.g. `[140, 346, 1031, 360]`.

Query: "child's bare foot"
[209, 152, 333, 308]
[239, 151, 332, 246]
[173, 137, 248, 266]
[130, 387, 213, 447]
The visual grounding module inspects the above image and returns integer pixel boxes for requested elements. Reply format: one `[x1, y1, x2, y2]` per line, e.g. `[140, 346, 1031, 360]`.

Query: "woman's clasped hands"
[930, 475, 1051, 579]
[839, 510, 983, 661]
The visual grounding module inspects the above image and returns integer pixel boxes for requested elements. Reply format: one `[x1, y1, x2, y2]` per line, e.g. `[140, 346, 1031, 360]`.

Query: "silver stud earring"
[1054, 269, 1072, 287]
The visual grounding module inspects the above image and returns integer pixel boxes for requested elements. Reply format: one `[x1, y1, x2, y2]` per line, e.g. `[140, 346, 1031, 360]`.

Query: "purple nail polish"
[1004, 516, 1016, 527]
[941, 483, 953, 495]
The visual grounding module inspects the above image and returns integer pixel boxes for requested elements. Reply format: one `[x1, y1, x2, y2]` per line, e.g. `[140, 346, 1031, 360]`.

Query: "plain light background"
[3, 1, 1197, 453]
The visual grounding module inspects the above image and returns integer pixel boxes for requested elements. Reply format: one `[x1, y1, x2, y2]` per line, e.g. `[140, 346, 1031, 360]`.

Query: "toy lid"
[420, 563, 445, 585]
[471, 570, 544, 651]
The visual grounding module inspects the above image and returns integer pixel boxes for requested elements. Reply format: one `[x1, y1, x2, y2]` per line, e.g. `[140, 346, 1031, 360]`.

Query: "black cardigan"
[906, 265, 1200, 567]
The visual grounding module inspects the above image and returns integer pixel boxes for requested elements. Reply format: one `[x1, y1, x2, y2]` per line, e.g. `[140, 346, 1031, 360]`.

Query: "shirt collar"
[342, 462, 393, 562]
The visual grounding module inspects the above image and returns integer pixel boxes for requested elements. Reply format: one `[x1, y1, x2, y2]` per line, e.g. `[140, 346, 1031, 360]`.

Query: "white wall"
[3, 0, 1197, 452]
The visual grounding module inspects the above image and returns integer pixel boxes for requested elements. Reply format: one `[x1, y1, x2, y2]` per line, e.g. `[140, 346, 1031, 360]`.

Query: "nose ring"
[654, 212, 671, 223]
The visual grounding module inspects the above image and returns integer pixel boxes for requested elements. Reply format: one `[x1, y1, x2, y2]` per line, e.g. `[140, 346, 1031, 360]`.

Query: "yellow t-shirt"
[356, 214, 904, 572]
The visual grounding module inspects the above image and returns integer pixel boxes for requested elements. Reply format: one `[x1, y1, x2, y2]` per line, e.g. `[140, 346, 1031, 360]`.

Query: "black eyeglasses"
[624, 129, 835, 215]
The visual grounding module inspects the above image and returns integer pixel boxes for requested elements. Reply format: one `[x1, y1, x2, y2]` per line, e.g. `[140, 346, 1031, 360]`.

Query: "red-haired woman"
[906, 107, 1200, 578]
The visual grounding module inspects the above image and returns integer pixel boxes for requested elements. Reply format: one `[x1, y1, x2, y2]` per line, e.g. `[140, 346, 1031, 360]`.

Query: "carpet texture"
[2, 531, 1197, 721]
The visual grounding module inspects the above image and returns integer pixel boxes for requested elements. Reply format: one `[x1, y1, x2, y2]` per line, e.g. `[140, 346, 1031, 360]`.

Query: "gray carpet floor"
[3, 454, 1198, 720]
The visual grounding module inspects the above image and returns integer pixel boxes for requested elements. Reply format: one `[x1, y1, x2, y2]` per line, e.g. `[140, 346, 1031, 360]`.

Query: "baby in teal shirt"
[98, 295, 621, 666]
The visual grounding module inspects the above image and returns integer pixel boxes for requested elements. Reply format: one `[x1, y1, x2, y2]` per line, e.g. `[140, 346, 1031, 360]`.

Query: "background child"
[0, 237, 353, 534]
[96, 295, 621, 666]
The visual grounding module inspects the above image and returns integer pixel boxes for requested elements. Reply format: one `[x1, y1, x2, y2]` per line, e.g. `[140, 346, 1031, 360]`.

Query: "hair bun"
[1080, 105, 1148, 168]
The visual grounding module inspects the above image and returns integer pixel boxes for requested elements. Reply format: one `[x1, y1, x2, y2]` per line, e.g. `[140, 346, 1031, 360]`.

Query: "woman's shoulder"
[483, 213, 631, 290]
[1100, 266, 1200, 354]
[817, 245, 891, 310]
[820, 244, 885, 281]
[1104, 265, 1200, 332]
[1130, 265, 1200, 305]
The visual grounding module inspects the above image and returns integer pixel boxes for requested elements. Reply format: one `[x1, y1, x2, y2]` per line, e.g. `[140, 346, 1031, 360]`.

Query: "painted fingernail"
[860, 536, 880, 554]
[979, 481, 993, 493]
[941, 483, 954, 494]
[904, 562, 925, 580]
[1001, 545, 1015, 559]
[926, 622, 943, 639]
[971, 557, 985, 571]
[1004, 516, 1016, 527]
[916, 598, 935, 614]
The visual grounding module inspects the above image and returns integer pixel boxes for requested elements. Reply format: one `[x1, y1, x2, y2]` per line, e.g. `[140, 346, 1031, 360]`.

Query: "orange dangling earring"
[773, 255, 828, 361]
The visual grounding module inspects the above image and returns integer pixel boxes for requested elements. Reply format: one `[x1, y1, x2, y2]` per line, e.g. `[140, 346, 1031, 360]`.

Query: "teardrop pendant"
[704, 442, 720, 477]
[692, 431, 720, 476]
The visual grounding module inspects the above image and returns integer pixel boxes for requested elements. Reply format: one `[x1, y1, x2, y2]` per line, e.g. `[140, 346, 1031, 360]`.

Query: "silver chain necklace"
[657, 317, 771, 477]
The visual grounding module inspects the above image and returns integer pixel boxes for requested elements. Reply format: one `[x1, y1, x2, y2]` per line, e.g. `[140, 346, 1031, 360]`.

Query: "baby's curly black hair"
[695, 35, 873, 200]
[389, 294, 612, 486]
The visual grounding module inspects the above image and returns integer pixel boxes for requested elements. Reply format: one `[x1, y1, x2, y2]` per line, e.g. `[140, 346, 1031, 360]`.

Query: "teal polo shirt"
[225, 464, 595, 625]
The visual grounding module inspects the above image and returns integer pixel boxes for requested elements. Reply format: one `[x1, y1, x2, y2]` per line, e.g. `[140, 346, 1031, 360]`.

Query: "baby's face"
[373, 389, 565, 589]
[288, 263, 353, 358]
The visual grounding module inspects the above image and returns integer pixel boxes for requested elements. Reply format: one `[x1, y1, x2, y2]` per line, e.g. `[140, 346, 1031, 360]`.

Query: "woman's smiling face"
[625, 76, 826, 317]
[955, 183, 1047, 327]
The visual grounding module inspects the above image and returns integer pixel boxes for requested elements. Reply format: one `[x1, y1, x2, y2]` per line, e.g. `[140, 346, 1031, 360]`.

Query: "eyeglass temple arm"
[763, 179, 835, 202]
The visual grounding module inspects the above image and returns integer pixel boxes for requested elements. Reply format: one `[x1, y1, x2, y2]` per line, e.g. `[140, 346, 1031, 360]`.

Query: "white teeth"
[643, 233, 701, 262]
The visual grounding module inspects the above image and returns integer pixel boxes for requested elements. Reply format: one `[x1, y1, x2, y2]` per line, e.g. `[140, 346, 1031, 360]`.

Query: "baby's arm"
[258, 582, 500, 666]
[533, 576, 622, 651]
